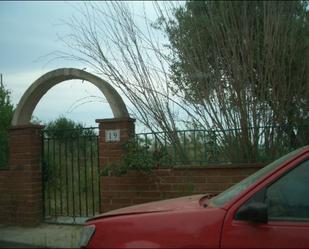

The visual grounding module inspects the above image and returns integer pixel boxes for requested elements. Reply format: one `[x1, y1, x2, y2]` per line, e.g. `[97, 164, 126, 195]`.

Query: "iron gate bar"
[96, 135, 101, 214]
[65, 139, 69, 216]
[84, 136, 88, 217]
[47, 138, 51, 216]
[70, 138, 75, 222]
[77, 135, 82, 217]
[193, 131, 197, 161]
[53, 139, 57, 219]
[90, 137, 95, 216]
[203, 131, 207, 161]
[41, 134, 46, 220]
[59, 139, 63, 215]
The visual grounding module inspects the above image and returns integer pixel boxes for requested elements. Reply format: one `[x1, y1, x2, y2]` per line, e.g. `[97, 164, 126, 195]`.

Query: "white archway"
[12, 68, 129, 126]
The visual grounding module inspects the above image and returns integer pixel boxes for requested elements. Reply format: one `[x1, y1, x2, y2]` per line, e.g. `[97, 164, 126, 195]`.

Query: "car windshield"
[211, 148, 303, 207]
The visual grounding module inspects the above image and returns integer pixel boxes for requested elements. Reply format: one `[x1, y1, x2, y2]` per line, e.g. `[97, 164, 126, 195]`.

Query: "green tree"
[0, 84, 14, 168]
[44, 116, 96, 138]
[157, 0, 309, 160]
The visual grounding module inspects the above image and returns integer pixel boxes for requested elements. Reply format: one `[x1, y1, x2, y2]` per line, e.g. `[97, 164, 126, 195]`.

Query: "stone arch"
[12, 68, 129, 126]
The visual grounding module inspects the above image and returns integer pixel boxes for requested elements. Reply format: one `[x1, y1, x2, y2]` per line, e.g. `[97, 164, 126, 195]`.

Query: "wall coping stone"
[172, 163, 267, 170]
[96, 118, 136, 123]
[10, 125, 45, 130]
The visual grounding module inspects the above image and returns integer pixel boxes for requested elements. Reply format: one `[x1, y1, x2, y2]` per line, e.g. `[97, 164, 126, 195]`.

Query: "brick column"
[2, 125, 44, 226]
[96, 118, 135, 170]
[96, 118, 135, 212]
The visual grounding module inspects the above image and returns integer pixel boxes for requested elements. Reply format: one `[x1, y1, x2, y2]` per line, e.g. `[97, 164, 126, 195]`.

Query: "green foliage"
[0, 84, 14, 168]
[123, 138, 170, 171]
[44, 116, 96, 139]
[159, 1, 309, 108]
[101, 138, 170, 176]
[155, 0, 309, 161]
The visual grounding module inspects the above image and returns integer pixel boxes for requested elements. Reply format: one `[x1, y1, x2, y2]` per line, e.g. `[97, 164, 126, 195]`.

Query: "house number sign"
[105, 129, 120, 142]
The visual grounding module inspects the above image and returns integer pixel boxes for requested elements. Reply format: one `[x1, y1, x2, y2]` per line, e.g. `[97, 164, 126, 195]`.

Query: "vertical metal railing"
[42, 127, 100, 224]
[135, 125, 309, 165]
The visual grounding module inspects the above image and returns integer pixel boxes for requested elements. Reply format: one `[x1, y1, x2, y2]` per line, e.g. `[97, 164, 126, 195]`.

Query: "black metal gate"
[42, 127, 101, 224]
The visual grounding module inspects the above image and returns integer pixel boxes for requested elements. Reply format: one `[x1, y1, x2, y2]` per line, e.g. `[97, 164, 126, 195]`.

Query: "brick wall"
[0, 119, 267, 225]
[0, 125, 43, 226]
[100, 163, 265, 212]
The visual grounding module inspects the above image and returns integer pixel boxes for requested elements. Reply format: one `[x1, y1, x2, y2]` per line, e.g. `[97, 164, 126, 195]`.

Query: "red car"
[80, 146, 309, 248]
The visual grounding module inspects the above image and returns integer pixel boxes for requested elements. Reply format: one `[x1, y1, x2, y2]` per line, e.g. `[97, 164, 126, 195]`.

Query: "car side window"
[266, 159, 309, 221]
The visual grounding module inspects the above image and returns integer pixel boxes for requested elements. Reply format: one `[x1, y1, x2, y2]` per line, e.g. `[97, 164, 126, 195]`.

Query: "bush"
[0, 84, 14, 168]
[101, 138, 170, 176]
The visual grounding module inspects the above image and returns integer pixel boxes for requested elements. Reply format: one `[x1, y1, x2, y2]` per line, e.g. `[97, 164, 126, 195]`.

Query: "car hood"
[88, 194, 207, 221]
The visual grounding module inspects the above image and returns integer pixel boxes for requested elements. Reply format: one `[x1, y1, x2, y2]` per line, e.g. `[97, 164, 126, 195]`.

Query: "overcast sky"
[0, 1, 165, 128]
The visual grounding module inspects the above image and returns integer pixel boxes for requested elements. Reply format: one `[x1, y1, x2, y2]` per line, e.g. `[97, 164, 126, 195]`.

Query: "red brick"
[108, 184, 135, 191]
[155, 169, 172, 176]
[164, 176, 185, 183]
[131, 199, 150, 205]
[111, 198, 132, 205]
[206, 176, 232, 183]
[187, 176, 206, 183]
[139, 192, 162, 199]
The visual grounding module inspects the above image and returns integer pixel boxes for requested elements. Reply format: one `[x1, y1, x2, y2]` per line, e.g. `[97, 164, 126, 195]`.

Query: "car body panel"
[221, 148, 309, 248]
[87, 205, 226, 248]
[88, 194, 206, 221]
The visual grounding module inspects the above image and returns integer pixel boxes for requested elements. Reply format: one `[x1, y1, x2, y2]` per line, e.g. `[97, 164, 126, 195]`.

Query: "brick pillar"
[5, 125, 43, 226]
[96, 118, 135, 212]
[96, 118, 135, 170]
